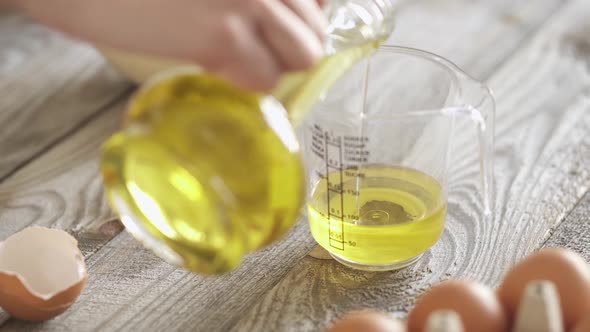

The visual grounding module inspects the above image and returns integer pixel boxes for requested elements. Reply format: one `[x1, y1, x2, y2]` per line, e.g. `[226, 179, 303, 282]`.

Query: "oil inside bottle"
[307, 165, 447, 269]
[101, 78, 305, 273]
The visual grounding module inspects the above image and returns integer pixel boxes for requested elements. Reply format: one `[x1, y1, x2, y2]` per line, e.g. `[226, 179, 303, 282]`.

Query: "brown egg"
[0, 227, 87, 321]
[497, 248, 590, 330]
[326, 310, 406, 332]
[572, 315, 590, 332]
[407, 280, 507, 332]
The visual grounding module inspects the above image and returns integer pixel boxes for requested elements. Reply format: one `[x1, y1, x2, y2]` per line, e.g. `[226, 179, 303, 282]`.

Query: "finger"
[211, 16, 282, 91]
[281, 0, 328, 40]
[256, 0, 324, 71]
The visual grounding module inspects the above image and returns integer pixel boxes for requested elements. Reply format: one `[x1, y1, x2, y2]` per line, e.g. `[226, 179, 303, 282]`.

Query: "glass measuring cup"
[302, 46, 494, 271]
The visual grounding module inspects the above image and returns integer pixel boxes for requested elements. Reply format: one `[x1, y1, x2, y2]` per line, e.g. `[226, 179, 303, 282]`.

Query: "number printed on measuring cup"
[343, 136, 369, 163]
[308, 124, 376, 252]
[310, 124, 325, 159]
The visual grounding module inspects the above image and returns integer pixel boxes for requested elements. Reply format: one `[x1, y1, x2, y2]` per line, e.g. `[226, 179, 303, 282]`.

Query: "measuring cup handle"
[465, 80, 496, 215]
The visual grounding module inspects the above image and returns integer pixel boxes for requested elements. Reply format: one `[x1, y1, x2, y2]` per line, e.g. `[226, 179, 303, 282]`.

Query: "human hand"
[15, 0, 328, 91]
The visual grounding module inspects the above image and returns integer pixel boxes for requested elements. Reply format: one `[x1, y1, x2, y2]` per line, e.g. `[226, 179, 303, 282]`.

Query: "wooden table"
[1, 1, 589, 331]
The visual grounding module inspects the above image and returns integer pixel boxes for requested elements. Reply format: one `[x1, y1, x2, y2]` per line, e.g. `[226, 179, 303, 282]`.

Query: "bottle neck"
[323, 0, 397, 54]
[271, 0, 396, 126]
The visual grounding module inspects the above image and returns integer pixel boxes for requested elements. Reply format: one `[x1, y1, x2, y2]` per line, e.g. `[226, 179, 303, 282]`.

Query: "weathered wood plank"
[389, 0, 565, 80]
[0, 100, 126, 326]
[0, 1, 568, 331]
[526, 198, 590, 332]
[1, 221, 320, 332]
[0, 12, 130, 180]
[231, 1, 590, 330]
[543, 190, 590, 257]
[0, 12, 131, 323]
[0, 99, 124, 238]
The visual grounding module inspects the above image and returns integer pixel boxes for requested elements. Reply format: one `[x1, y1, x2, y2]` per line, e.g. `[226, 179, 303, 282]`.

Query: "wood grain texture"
[543, 190, 590, 257]
[0, 100, 125, 239]
[2, 222, 319, 332]
[4, 0, 587, 331]
[233, 1, 590, 330]
[0, 1, 570, 331]
[0, 11, 131, 327]
[388, 0, 565, 79]
[0, 101, 127, 326]
[0, 12, 130, 180]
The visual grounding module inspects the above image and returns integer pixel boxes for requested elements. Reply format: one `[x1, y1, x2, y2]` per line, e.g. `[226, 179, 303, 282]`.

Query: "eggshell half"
[0, 226, 87, 321]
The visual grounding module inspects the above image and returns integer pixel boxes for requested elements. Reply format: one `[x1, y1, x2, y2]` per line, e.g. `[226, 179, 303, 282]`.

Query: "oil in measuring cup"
[306, 131, 447, 270]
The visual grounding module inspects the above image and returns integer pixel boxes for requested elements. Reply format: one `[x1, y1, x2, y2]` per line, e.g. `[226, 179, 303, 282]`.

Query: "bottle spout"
[271, 42, 381, 126]
[323, 0, 397, 54]
[272, 0, 397, 126]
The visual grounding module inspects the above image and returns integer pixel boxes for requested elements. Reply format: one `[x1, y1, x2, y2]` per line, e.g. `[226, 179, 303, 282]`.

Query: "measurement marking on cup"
[324, 131, 345, 251]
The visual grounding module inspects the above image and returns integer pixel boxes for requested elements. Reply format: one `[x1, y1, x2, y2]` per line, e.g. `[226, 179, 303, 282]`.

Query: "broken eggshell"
[0, 226, 87, 321]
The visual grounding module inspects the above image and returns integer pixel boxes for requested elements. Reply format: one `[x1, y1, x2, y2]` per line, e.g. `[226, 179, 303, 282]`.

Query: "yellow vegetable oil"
[101, 77, 306, 274]
[308, 165, 447, 269]
[100, 1, 397, 274]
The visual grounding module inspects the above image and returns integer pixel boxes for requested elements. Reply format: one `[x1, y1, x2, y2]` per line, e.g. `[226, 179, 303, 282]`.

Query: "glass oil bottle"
[100, 0, 397, 274]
